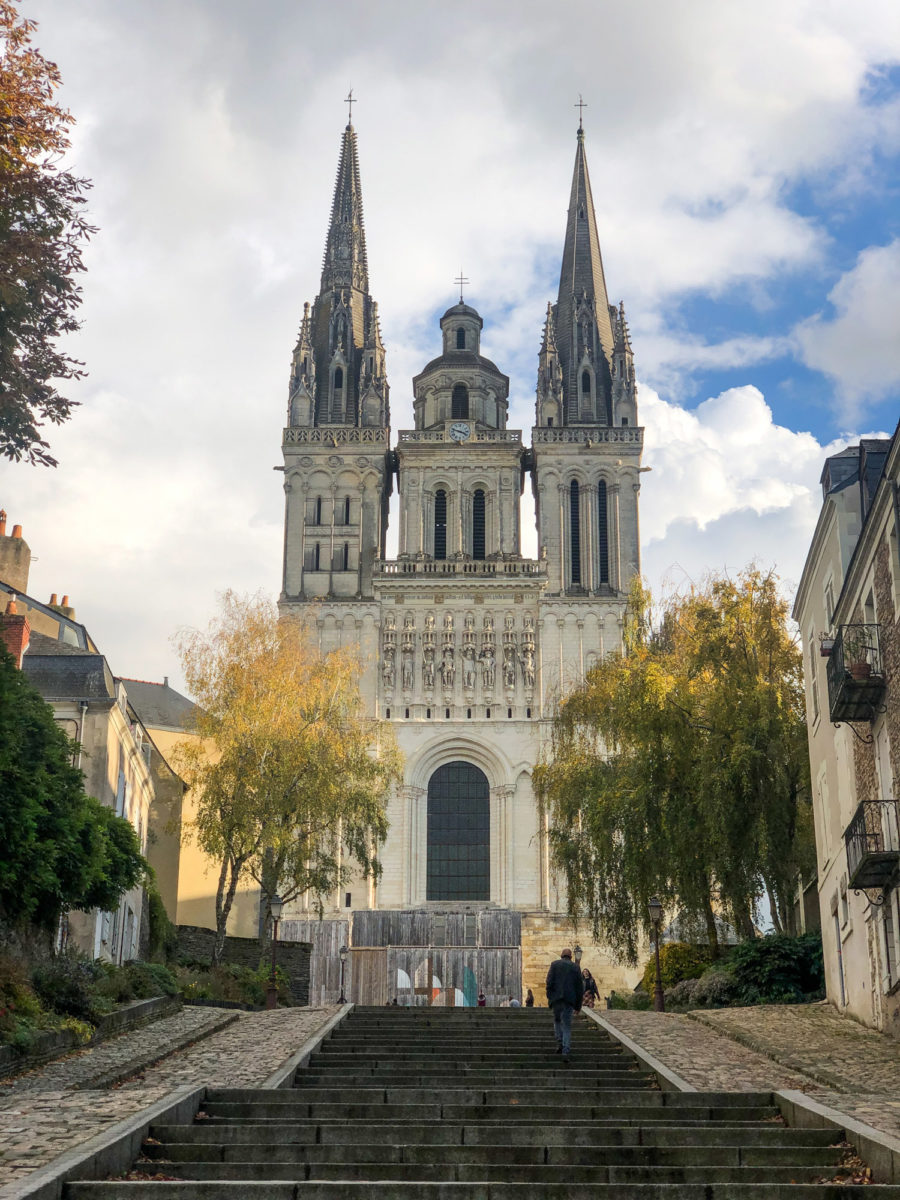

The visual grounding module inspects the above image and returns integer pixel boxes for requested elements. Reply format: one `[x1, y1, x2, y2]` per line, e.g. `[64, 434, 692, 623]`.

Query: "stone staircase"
[67, 1006, 900, 1197]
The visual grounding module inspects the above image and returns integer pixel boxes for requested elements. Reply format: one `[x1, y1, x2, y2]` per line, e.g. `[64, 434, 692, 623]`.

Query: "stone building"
[278, 118, 645, 1005]
[1, 514, 163, 963]
[794, 424, 900, 1033]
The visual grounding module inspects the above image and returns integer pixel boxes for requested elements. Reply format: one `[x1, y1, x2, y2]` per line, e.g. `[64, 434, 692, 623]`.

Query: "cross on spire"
[454, 269, 469, 304]
[345, 88, 356, 124]
[574, 94, 587, 129]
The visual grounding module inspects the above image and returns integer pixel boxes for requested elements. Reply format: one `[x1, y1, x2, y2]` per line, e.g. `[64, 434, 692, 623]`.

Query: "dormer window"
[451, 384, 469, 419]
[456, 328, 466, 349]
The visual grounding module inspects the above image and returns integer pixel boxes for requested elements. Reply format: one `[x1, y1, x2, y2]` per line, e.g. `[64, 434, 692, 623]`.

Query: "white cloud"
[794, 239, 900, 419]
[639, 384, 883, 598]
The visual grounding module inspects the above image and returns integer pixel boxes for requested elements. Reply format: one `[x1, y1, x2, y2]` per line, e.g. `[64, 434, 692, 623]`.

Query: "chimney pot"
[49, 593, 58, 605]
[11, 525, 22, 540]
[5, 595, 17, 615]
[163, 675, 169, 688]
[61, 595, 69, 607]
[0, 510, 6, 536]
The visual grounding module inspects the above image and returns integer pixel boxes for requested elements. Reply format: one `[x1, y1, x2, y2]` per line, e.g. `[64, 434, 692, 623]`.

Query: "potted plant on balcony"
[842, 628, 872, 681]
[819, 633, 835, 657]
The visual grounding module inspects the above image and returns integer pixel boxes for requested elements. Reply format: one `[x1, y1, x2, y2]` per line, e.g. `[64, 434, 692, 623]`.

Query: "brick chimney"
[0, 511, 32, 595]
[1, 596, 31, 668]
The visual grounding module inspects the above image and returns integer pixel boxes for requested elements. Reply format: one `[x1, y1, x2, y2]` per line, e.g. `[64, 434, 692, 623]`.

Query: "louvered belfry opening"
[434, 489, 447, 559]
[472, 489, 486, 559]
[451, 384, 469, 419]
[569, 478, 581, 585]
[598, 479, 609, 584]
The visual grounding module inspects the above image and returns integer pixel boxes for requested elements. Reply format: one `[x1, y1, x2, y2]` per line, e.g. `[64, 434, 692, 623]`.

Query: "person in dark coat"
[525, 988, 535, 1007]
[545, 947, 584, 1061]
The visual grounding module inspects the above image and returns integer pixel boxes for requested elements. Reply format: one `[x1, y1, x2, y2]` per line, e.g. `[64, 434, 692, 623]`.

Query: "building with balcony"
[793, 424, 900, 1033]
[277, 116, 645, 1004]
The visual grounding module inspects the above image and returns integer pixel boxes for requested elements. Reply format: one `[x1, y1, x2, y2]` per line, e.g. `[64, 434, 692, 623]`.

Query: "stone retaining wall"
[175, 925, 311, 1005]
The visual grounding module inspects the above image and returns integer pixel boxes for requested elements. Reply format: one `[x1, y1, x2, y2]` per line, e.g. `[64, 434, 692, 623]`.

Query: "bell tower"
[281, 118, 391, 601]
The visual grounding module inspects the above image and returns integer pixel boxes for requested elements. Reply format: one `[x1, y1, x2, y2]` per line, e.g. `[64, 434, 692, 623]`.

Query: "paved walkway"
[602, 1004, 900, 1142]
[0, 1006, 336, 1189]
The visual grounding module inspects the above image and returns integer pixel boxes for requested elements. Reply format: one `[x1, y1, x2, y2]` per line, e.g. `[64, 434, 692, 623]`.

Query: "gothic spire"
[320, 121, 369, 295]
[556, 125, 614, 361]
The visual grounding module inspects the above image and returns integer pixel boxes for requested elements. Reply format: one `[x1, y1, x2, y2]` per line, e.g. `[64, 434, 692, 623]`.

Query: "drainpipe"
[76, 700, 88, 770]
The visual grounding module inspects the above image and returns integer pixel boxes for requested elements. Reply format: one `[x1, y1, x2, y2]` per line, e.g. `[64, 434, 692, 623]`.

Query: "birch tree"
[173, 592, 401, 963]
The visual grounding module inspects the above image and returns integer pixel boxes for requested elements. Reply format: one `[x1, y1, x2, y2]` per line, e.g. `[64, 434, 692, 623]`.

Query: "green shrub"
[125, 960, 178, 998]
[145, 887, 178, 962]
[728, 933, 824, 1005]
[607, 987, 651, 1011]
[641, 942, 713, 993]
[32, 955, 104, 1022]
[692, 969, 739, 1008]
[665, 977, 701, 1009]
[173, 961, 290, 1007]
[0, 954, 52, 1051]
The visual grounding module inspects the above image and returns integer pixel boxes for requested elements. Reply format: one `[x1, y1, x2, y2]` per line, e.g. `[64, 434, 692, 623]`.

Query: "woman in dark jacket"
[581, 969, 600, 1009]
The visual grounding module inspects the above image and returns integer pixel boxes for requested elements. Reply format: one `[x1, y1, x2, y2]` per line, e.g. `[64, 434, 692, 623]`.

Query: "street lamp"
[648, 895, 665, 1012]
[338, 944, 348, 1004]
[265, 893, 283, 1011]
[573, 945, 583, 966]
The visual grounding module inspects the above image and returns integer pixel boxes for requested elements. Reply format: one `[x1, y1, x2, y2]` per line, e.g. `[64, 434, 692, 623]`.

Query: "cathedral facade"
[279, 118, 644, 1005]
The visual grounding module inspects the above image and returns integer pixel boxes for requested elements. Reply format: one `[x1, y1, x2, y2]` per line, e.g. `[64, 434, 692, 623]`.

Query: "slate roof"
[23, 653, 116, 701]
[118, 677, 197, 731]
[414, 350, 507, 383]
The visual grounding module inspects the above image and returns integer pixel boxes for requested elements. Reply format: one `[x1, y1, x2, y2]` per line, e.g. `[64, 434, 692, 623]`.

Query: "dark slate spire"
[320, 122, 369, 294]
[552, 125, 615, 424]
[287, 121, 388, 429]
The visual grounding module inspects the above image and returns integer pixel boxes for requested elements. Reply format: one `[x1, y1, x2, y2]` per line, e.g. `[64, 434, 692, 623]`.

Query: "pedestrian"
[525, 988, 534, 1007]
[581, 968, 600, 1009]
[477, 990, 487, 1007]
[545, 947, 584, 1062]
[508, 995, 522, 1008]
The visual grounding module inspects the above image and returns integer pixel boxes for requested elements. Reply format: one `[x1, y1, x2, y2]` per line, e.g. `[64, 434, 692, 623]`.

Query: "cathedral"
[278, 114, 644, 1005]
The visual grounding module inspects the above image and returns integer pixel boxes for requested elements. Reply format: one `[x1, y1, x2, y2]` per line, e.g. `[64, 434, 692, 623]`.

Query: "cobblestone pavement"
[0, 1006, 337, 1188]
[601, 1005, 900, 1143]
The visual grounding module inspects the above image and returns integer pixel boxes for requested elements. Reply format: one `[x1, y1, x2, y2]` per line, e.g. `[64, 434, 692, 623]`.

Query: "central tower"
[279, 117, 644, 1006]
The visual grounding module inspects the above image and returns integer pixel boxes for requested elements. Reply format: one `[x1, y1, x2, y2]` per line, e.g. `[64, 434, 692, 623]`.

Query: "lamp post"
[573, 945, 583, 966]
[648, 895, 665, 1012]
[266, 893, 283, 1011]
[338, 944, 348, 1004]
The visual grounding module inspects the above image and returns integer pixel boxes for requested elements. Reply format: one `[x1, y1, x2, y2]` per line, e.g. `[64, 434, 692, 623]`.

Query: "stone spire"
[320, 122, 369, 295]
[552, 125, 615, 425]
[287, 120, 388, 429]
[535, 302, 564, 427]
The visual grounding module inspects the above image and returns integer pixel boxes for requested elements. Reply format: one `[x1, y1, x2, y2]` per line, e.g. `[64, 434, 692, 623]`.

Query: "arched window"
[472, 489, 486, 559]
[451, 384, 469, 419]
[343, 496, 351, 524]
[597, 480, 609, 584]
[456, 328, 466, 349]
[581, 370, 591, 395]
[331, 366, 344, 422]
[342, 542, 350, 571]
[313, 542, 321, 571]
[334, 367, 343, 389]
[434, 489, 447, 560]
[569, 479, 581, 586]
[314, 497, 322, 525]
[426, 761, 490, 901]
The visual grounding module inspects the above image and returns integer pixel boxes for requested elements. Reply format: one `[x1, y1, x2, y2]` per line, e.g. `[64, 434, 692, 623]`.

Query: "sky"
[4, 0, 900, 694]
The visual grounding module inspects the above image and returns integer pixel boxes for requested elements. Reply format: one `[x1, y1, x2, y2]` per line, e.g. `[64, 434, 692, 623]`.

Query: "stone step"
[151, 1121, 841, 1147]
[293, 1070, 663, 1087]
[143, 1144, 850, 1171]
[142, 1142, 845, 1169]
[200, 1104, 779, 1125]
[66, 1181, 900, 1199]
[128, 1161, 860, 1185]
[309, 1053, 638, 1067]
[209, 1088, 773, 1109]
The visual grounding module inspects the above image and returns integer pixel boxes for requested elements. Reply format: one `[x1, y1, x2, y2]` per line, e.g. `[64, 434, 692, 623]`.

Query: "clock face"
[449, 422, 471, 442]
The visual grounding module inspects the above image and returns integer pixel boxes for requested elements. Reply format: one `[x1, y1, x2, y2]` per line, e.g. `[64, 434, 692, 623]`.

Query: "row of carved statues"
[381, 611, 535, 694]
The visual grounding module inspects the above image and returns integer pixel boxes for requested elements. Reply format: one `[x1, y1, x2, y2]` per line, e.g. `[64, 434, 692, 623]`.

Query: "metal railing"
[845, 799, 900, 891]
[825, 623, 885, 723]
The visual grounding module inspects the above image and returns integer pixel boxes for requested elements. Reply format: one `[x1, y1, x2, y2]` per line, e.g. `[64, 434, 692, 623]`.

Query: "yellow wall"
[521, 912, 643, 1006]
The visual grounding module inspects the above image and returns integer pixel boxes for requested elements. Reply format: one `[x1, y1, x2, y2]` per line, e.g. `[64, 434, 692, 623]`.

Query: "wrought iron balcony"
[845, 799, 900, 891]
[825, 623, 886, 722]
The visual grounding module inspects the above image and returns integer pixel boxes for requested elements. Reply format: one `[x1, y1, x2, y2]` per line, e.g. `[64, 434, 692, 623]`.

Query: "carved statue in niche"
[443, 611, 454, 632]
[465, 612, 475, 631]
[382, 645, 395, 691]
[503, 644, 517, 689]
[441, 645, 455, 688]
[424, 612, 435, 631]
[483, 614, 494, 632]
[479, 643, 495, 689]
[402, 649, 414, 691]
[384, 613, 396, 632]
[523, 614, 535, 634]
[462, 642, 477, 689]
[404, 613, 415, 632]
[520, 645, 535, 690]
[504, 614, 515, 632]
[423, 645, 436, 689]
